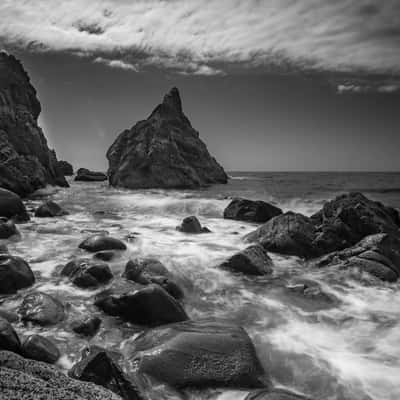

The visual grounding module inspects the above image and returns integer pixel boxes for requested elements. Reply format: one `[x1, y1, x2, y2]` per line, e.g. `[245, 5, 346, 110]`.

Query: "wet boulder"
[19, 292, 65, 326]
[75, 168, 108, 182]
[127, 320, 269, 389]
[61, 258, 113, 288]
[0, 217, 19, 238]
[35, 200, 69, 218]
[0, 317, 21, 354]
[57, 160, 74, 176]
[69, 345, 143, 400]
[0, 254, 35, 294]
[22, 334, 60, 364]
[94, 250, 117, 261]
[0, 188, 29, 222]
[219, 245, 273, 276]
[95, 284, 188, 326]
[177, 215, 210, 233]
[245, 388, 313, 400]
[311, 233, 400, 282]
[224, 198, 282, 223]
[79, 234, 127, 252]
[71, 316, 102, 337]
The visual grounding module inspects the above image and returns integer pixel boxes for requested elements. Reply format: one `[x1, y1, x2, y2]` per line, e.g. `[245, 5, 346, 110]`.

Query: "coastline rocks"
[0, 188, 30, 221]
[19, 292, 65, 326]
[127, 320, 268, 389]
[0, 53, 68, 197]
[69, 346, 143, 400]
[57, 160, 74, 176]
[71, 317, 102, 337]
[224, 198, 282, 223]
[311, 233, 400, 282]
[61, 259, 113, 288]
[35, 200, 69, 218]
[0, 254, 35, 294]
[107, 87, 228, 189]
[95, 284, 188, 326]
[0, 350, 121, 400]
[0, 217, 19, 238]
[219, 245, 274, 276]
[177, 216, 210, 234]
[22, 334, 60, 364]
[0, 317, 21, 353]
[75, 168, 108, 182]
[79, 235, 127, 252]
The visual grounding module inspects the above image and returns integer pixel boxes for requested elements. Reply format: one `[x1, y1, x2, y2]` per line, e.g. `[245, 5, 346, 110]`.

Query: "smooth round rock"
[0, 254, 35, 294]
[0, 317, 21, 353]
[0, 217, 19, 239]
[79, 235, 127, 252]
[0, 188, 29, 222]
[22, 334, 60, 364]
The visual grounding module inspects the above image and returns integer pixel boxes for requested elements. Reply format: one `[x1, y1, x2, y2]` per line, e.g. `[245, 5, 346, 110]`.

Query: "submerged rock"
[0, 188, 30, 221]
[127, 320, 269, 389]
[0, 217, 19, 238]
[35, 200, 69, 218]
[107, 87, 228, 189]
[0, 317, 21, 354]
[19, 292, 65, 326]
[57, 160, 74, 176]
[70, 345, 143, 400]
[79, 234, 127, 252]
[0, 254, 35, 294]
[224, 198, 282, 223]
[0, 52, 68, 197]
[22, 334, 60, 364]
[75, 168, 108, 182]
[177, 215, 210, 234]
[71, 316, 102, 337]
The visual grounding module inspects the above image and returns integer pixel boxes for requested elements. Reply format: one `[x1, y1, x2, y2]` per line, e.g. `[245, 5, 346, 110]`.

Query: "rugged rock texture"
[224, 198, 283, 223]
[35, 200, 69, 218]
[0, 188, 29, 221]
[0, 254, 35, 294]
[57, 160, 74, 176]
[75, 168, 108, 182]
[71, 317, 102, 337]
[107, 87, 228, 189]
[21, 335, 60, 364]
[0, 52, 68, 196]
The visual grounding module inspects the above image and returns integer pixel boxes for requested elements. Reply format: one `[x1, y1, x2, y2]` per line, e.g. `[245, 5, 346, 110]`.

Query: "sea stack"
[0, 52, 68, 196]
[106, 87, 228, 189]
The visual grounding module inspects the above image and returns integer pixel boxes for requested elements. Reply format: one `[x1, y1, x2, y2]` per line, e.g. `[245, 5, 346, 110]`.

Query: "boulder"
[22, 334, 60, 364]
[69, 345, 143, 400]
[219, 245, 274, 276]
[35, 200, 69, 217]
[177, 216, 210, 234]
[19, 292, 65, 326]
[0, 52, 68, 197]
[0, 217, 19, 238]
[224, 198, 282, 223]
[311, 233, 400, 282]
[126, 320, 269, 389]
[0, 350, 121, 400]
[95, 284, 188, 326]
[0, 317, 21, 353]
[71, 317, 102, 337]
[79, 235, 127, 252]
[245, 388, 312, 400]
[107, 87, 228, 189]
[75, 168, 108, 182]
[61, 259, 113, 288]
[57, 160, 74, 176]
[0, 188, 29, 221]
[94, 250, 117, 262]
[0, 254, 35, 294]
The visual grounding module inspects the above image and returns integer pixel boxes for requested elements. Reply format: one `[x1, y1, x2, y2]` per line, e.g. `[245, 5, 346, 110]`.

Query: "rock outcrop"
[107, 87, 228, 189]
[0, 188, 30, 221]
[57, 160, 74, 176]
[0, 52, 68, 196]
[75, 168, 107, 182]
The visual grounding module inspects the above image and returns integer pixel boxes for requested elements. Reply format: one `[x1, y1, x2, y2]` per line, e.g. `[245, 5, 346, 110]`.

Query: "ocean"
[3, 172, 400, 400]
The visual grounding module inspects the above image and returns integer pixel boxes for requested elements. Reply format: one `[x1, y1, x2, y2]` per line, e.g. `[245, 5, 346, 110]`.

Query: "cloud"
[94, 57, 138, 71]
[0, 0, 400, 78]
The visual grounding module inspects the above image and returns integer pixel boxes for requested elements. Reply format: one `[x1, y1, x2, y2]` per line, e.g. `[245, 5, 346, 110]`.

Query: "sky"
[1, 0, 400, 171]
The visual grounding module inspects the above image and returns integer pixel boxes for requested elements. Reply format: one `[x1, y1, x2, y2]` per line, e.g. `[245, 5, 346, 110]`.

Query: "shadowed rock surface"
[75, 168, 108, 182]
[177, 215, 210, 233]
[71, 317, 102, 337]
[79, 235, 127, 252]
[0, 52, 68, 196]
[22, 334, 60, 364]
[0, 217, 19, 238]
[0, 317, 21, 354]
[107, 87, 228, 189]
[0, 188, 30, 221]
[35, 200, 69, 218]
[0, 254, 35, 294]
[58, 160, 74, 176]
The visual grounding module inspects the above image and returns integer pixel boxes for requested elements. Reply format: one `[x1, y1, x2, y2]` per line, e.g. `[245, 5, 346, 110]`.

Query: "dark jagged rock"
[61, 258, 113, 288]
[0, 217, 19, 238]
[0, 350, 121, 400]
[35, 200, 69, 218]
[177, 215, 210, 234]
[0, 254, 35, 294]
[0, 317, 21, 354]
[0, 52, 68, 197]
[95, 284, 188, 326]
[245, 388, 313, 400]
[22, 334, 60, 364]
[311, 233, 400, 282]
[69, 346, 143, 400]
[75, 168, 108, 182]
[19, 292, 65, 326]
[57, 160, 74, 176]
[0, 188, 29, 221]
[107, 87, 228, 189]
[71, 316, 102, 337]
[79, 234, 127, 252]
[224, 198, 283, 223]
[127, 320, 269, 389]
[220, 244, 274, 276]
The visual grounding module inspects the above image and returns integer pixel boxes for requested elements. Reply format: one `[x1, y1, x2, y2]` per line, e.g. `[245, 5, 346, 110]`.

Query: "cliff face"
[0, 52, 68, 196]
[107, 87, 228, 189]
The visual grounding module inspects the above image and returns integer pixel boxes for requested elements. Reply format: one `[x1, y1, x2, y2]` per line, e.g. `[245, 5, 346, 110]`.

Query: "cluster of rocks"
[75, 168, 108, 182]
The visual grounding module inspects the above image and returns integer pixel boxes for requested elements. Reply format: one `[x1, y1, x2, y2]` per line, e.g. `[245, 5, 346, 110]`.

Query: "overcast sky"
[1, 0, 400, 171]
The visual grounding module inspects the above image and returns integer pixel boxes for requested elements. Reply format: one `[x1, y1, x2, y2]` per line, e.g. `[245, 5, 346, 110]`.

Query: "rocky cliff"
[0, 52, 68, 196]
[107, 87, 227, 189]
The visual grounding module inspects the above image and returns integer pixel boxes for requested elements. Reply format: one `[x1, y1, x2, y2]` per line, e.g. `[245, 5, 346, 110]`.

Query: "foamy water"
[2, 174, 400, 400]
